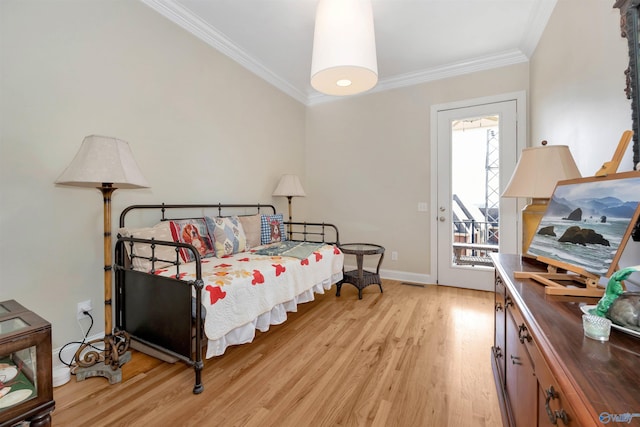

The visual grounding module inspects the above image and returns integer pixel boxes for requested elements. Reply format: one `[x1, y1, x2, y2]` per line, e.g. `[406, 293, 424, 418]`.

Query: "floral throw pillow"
[205, 216, 247, 257]
[169, 218, 215, 262]
[260, 213, 286, 245]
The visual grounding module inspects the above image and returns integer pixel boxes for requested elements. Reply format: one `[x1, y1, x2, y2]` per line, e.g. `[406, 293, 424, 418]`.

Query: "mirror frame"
[615, 0, 640, 171]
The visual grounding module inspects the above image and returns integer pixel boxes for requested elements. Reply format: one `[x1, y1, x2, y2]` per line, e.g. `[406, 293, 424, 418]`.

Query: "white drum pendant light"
[311, 0, 378, 96]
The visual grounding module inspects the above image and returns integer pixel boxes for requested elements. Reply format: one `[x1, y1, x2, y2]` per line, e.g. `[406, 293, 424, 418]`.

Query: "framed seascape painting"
[527, 171, 640, 278]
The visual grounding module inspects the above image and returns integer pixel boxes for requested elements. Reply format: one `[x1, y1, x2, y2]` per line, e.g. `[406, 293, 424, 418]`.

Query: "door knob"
[439, 216, 445, 222]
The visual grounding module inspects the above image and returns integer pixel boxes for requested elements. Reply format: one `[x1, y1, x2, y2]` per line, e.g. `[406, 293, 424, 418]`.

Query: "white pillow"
[118, 222, 176, 272]
[238, 214, 261, 249]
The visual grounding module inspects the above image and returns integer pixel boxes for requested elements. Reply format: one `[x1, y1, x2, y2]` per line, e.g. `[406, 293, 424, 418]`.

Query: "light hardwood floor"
[53, 280, 503, 427]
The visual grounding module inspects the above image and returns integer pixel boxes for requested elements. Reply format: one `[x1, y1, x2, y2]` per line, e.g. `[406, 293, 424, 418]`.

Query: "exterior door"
[431, 94, 522, 291]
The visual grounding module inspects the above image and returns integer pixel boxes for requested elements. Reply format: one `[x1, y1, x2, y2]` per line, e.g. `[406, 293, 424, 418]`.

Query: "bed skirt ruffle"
[205, 272, 342, 358]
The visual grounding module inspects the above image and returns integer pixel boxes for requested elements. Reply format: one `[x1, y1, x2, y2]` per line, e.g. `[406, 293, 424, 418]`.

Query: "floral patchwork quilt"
[152, 243, 344, 357]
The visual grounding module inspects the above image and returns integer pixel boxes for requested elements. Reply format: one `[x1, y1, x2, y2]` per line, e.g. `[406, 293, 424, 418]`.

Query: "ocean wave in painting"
[527, 174, 640, 277]
[528, 218, 628, 275]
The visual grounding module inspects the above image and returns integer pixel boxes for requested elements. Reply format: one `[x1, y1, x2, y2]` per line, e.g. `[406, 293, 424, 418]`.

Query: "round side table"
[337, 243, 385, 299]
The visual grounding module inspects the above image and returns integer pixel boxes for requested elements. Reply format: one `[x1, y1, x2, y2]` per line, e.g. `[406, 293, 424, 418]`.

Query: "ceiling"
[141, 0, 557, 105]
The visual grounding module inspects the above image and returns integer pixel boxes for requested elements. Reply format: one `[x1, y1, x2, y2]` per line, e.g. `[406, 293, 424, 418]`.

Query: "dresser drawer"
[506, 290, 535, 363]
[535, 355, 575, 427]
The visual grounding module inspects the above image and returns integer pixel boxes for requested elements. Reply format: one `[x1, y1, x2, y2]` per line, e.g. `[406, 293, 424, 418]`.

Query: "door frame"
[429, 91, 527, 286]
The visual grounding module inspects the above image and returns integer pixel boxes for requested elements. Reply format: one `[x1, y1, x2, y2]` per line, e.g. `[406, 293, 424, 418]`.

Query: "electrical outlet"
[391, 251, 398, 261]
[77, 299, 92, 319]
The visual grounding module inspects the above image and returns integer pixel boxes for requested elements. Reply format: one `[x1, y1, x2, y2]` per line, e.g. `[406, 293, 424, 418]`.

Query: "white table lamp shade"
[502, 145, 581, 198]
[56, 135, 149, 189]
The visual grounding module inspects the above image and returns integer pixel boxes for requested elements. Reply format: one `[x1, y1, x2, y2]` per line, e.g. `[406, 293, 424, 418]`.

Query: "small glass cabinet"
[0, 300, 54, 427]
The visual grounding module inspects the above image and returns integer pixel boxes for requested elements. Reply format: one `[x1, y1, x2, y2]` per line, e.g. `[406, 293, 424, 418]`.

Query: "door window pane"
[451, 116, 500, 267]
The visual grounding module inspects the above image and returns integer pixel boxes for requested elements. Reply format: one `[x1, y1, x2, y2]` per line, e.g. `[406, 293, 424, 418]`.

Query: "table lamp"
[273, 174, 306, 222]
[56, 135, 149, 384]
[273, 174, 306, 240]
[502, 142, 581, 254]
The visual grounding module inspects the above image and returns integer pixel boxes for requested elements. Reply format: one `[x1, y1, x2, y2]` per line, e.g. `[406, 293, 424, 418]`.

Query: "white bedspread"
[153, 243, 343, 358]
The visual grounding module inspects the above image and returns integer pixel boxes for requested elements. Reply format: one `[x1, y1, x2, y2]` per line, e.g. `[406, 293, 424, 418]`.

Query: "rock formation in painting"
[562, 207, 582, 221]
[558, 226, 610, 246]
[537, 226, 556, 236]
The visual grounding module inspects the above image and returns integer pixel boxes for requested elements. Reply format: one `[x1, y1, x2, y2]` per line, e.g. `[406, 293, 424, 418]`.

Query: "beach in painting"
[527, 175, 640, 277]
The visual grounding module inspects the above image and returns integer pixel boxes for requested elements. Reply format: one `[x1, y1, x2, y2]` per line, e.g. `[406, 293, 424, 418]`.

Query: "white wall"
[304, 64, 529, 281]
[530, 0, 639, 273]
[303, 0, 639, 283]
[0, 0, 306, 350]
[2, 0, 637, 353]
[530, 0, 632, 171]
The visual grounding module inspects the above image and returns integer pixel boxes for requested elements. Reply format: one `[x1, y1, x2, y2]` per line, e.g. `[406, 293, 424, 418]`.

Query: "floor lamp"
[56, 135, 149, 384]
[272, 174, 306, 239]
[502, 142, 581, 254]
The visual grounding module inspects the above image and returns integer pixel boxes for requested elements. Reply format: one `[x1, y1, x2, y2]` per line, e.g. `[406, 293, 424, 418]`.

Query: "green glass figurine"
[594, 265, 640, 332]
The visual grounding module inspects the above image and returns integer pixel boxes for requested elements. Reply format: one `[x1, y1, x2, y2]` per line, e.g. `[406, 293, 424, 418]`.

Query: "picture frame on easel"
[518, 171, 640, 297]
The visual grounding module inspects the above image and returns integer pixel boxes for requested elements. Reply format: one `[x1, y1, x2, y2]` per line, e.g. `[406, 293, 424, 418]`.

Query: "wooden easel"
[594, 130, 632, 177]
[515, 256, 603, 297]
[521, 130, 634, 297]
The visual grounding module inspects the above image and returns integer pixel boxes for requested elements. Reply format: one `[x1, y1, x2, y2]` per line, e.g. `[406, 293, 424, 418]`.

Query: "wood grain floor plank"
[53, 280, 503, 426]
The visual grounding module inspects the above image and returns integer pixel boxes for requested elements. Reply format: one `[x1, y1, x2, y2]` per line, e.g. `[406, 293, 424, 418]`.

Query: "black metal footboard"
[114, 238, 205, 394]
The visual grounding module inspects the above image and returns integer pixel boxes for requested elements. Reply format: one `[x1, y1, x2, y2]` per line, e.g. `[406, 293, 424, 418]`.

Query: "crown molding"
[306, 49, 529, 106]
[377, 50, 529, 91]
[142, 0, 546, 107]
[520, 0, 557, 57]
[140, 0, 309, 104]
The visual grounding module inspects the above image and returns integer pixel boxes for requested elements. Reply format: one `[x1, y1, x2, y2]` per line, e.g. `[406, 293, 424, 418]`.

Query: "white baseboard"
[343, 263, 434, 286]
[380, 268, 434, 285]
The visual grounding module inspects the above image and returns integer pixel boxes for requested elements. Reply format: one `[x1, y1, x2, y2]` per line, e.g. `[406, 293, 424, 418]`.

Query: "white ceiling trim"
[140, 0, 309, 104]
[307, 49, 530, 105]
[141, 0, 548, 106]
[519, 0, 557, 57]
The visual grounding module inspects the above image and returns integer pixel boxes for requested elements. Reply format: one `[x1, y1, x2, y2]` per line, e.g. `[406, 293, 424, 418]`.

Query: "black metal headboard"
[119, 203, 277, 228]
[118, 202, 340, 247]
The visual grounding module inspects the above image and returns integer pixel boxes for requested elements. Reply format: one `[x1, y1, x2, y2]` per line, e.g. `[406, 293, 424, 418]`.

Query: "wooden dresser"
[490, 254, 640, 427]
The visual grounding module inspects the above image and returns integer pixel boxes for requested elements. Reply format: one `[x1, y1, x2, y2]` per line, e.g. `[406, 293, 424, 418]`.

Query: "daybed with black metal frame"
[114, 203, 343, 394]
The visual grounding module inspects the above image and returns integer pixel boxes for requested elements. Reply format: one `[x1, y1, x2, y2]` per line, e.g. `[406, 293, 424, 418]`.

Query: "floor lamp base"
[73, 329, 131, 384]
[75, 351, 131, 384]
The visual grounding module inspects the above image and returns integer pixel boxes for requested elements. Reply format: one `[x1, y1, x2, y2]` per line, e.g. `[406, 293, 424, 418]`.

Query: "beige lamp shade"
[56, 135, 149, 188]
[310, 0, 378, 96]
[272, 174, 306, 197]
[502, 144, 581, 254]
[502, 145, 581, 198]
